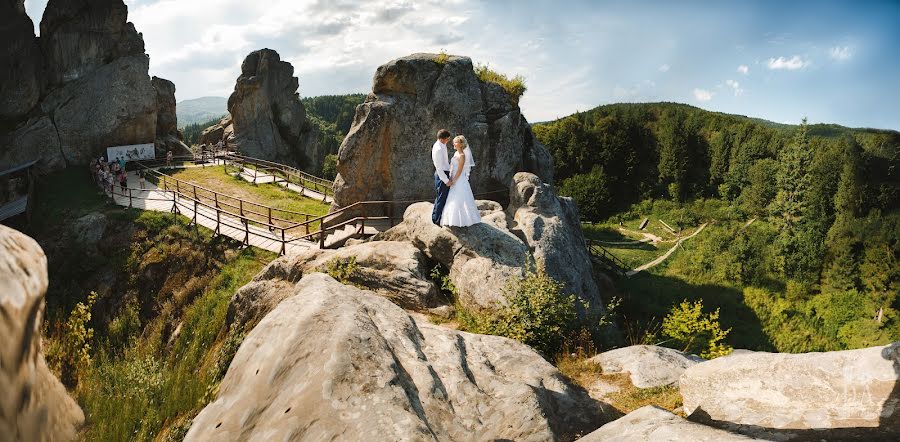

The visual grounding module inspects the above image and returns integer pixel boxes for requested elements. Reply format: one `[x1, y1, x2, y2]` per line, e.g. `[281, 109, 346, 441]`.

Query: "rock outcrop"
[579, 406, 758, 441]
[188, 273, 605, 441]
[376, 172, 607, 316]
[152, 76, 189, 155]
[0, 0, 181, 171]
[199, 115, 234, 147]
[590, 345, 703, 389]
[332, 53, 554, 213]
[227, 49, 321, 169]
[680, 344, 900, 439]
[227, 241, 440, 329]
[0, 0, 43, 121]
[0, 225, 84, 441]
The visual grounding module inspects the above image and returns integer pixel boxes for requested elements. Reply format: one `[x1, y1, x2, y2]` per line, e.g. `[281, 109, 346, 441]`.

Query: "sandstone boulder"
[579, 406, 758, 441]
[680, 345, 900, 439]
[0, 0, 43, 121]
[188, 273, 605, 441]
[228, 49, 320, 169]
[0, 225, 84, 441]
[589, 345, 703, 389]
[375, 172, 609, 316]
[375, 201, 529, 311]
[332, 53, 554, 213]
[227, 241, 440, 329]
[508, 172, 604, 315]
[199, 115, 232, 146]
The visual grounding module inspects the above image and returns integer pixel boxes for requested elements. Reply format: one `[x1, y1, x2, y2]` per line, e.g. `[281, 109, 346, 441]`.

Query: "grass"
[76, 245, 273, 441]
[156, 165, 330, 231]
[474, 63, 527, 100]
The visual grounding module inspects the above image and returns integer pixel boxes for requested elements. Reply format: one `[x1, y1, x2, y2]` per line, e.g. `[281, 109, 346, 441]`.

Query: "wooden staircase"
[585, 239, 628, 278]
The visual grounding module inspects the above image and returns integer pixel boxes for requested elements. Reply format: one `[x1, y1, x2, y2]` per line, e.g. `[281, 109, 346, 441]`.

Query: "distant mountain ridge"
[176, 96, 227, 128]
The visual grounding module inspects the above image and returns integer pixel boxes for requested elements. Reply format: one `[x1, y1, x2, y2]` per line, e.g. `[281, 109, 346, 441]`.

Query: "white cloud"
[766, 55, 810, 70]
[829, 46, 853, 61]
[737, 65, 749, 75]
[725, 79, 743, 96]
[613, 80, 657, 101]
[658, 64, 670, 72]
[693, 88, 714, 102]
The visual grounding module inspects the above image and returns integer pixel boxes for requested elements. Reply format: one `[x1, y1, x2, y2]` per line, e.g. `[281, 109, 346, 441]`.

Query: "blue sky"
[23, 0, 900, 129]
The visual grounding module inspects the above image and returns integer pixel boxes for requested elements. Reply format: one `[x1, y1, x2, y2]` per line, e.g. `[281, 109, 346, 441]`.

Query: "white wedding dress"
[441, 147, 481, 227]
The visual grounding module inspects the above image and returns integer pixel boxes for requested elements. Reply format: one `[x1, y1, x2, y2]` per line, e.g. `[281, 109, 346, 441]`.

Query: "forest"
[534, 102, 900, 353]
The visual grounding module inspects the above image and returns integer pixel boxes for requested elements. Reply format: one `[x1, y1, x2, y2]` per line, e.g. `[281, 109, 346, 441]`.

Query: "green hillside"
[534, 102, 900, 354]
[176, 96, 228, 128]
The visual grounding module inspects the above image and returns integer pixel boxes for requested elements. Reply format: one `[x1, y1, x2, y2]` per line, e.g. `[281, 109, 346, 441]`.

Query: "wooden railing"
[137, 162, 322, 231]
[585, 238, 628, 277]
[218, 153, 334, 201]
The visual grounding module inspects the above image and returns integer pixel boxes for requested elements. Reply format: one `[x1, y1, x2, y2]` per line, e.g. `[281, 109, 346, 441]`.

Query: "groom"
[431, 129, 452, 224]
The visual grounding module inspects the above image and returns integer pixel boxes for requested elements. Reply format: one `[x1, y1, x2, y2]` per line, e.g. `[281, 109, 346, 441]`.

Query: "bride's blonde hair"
[453, 135, 468, 149]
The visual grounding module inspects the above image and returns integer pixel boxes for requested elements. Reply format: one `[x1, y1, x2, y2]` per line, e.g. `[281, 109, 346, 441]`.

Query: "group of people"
[91, 156, 146, 196]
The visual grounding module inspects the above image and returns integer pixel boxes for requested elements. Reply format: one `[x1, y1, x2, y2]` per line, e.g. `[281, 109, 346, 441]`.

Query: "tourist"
[111, 160, 120, 175]
[166, 149, 173, 167]
[97, 168, 107, 194]
[118, 169, 127, 192]
[105, 166, 115, 194]
[138, 169, 146, 189]
[118, 156, 126, 172]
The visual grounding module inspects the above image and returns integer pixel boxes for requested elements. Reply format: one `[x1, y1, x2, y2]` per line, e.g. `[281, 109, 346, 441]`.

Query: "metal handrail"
[585, 238, 628, 275]
[219, 153, 334, 198]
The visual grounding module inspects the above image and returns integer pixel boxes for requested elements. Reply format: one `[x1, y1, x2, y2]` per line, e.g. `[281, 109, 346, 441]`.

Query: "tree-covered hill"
[534, 102, 899, 353]
[301, 94, 366, 178]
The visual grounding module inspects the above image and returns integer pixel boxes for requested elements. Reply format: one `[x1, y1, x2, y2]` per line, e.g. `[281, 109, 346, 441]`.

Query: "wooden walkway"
[228, 164, 334, 203]
[108, 171, 315, 255]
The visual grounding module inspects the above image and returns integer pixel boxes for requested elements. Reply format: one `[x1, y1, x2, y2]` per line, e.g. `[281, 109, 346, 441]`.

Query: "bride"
[441, 135, 481, 227]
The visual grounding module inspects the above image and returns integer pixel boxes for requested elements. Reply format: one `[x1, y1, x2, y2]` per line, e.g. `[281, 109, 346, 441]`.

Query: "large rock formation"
[0, 0, 181, 171]
[680, 344, 900, 439]
[227, 49, 322, 169]
[590, 345, 703, 389]
[0, 225, 84, 441]
[376, 172, 607, 316]
[579, 406, 758, 441]
[332, 53, 554, 213]
[0, 0, 43, 121]
[152, 76, 190, 154]
[188, 273, 605, 441]
[227, 241, 440, 329]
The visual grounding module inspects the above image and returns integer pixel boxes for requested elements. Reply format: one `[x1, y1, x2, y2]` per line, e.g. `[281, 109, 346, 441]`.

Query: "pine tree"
[658, 111, 690, 200]
[769, 118, 814, 280]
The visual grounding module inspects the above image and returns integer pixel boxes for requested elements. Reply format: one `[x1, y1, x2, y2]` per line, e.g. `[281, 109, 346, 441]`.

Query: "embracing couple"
[431, 129, 482, 227]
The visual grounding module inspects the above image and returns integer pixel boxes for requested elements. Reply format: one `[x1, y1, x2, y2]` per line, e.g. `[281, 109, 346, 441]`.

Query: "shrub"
[47, 291, 97, 386]
[661, 299, 732, 359]
[323, 256, 359, 284]
[474, 63, 527, 101]
[460, 261, 581, 357]
[434, 49, 450, 65]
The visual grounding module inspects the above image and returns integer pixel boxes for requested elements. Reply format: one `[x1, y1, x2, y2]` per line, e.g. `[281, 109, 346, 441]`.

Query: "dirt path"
[626, 223, 708, 276]
[617, 227, 664, 243]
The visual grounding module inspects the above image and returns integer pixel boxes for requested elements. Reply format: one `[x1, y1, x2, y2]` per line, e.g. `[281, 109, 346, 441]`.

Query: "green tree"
[739, 158, 778, 215]
[770, 118, 817, 280]
[657, 111, 690, 200]
[322, 154, 339, 180]
[560, 167, 614, 221]
[661, 299, 732, 359]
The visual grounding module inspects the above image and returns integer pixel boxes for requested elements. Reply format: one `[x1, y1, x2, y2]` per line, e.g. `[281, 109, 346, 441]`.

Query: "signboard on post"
[106, 143, 155, 164]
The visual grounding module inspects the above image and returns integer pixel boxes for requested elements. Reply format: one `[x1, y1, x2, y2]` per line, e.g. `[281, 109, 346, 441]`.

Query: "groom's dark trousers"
[432, 171, 451, 224]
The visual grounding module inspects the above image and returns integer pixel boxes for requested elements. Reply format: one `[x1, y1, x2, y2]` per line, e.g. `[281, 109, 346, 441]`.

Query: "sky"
[22, 0, 900, 130]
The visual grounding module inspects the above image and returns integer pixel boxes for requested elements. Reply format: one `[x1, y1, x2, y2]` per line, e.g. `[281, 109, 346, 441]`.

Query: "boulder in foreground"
[578, 406, 759, 441]
[680, 344, 900, 439]
[189, 273, 606, 441]
[0, 225, 84, 441]
[589, 345, 703, 388]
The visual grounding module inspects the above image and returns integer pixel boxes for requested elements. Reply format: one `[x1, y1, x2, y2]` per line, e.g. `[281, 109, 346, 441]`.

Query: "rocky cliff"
[331, 53, 554, 213]
[226, 49, 324, 170]
[0, 0, 182, 172]
[152, 76, 190, 154]
[0, 225, 84, 441]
